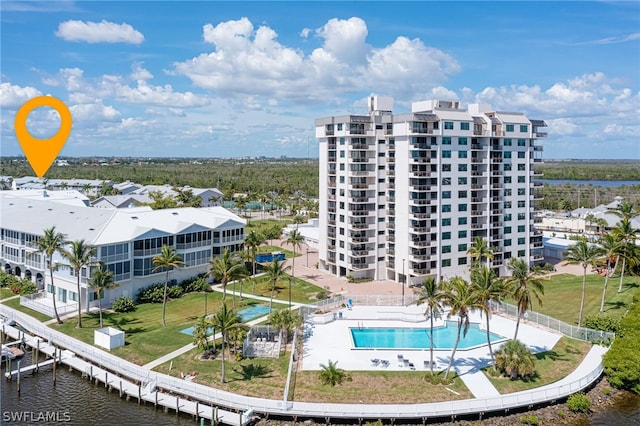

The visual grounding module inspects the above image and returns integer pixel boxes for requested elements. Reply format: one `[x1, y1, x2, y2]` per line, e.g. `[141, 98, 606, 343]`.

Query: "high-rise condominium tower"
[315, 96, 546, 285]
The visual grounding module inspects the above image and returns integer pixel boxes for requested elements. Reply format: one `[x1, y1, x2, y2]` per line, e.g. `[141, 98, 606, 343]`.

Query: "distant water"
[537, 179, 640, 187]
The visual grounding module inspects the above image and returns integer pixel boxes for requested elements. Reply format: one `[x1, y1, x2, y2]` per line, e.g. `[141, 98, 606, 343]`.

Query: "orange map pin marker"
[14, 96, 72, 179]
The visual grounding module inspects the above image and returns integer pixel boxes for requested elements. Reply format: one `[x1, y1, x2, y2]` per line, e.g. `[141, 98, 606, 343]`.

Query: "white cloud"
[315, 17, 369, 65]
[55, 20, 144, 44]
[50, 68, 210, 108]
[575, 32, 640, 46]
[0, 83, 42, 108]
[69, 102, 121, 123]
[300, 28, 311, 38]
[172, 17, 459, 103]
[130, 63, 153, 81]
[547, 118, 580, 136]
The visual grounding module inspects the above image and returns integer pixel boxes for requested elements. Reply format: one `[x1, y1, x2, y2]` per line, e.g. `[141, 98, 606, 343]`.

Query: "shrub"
[601, 387, 611, 395]
[603, 298, 640, 394]
[166, 285, 184, 299]
[567, 392, 591, 413]
[494, 339, 536, 380]
[520, 414, 539, 425]
[112, 296, 136, 313]
[17, 280, 37, 295]
[137, 282, 184, 303]
[180, 276, 210, 293]
[583, 314, 620, 333]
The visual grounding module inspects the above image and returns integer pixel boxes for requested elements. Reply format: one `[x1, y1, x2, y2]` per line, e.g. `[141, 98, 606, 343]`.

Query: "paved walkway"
[457, 366, 501, 398]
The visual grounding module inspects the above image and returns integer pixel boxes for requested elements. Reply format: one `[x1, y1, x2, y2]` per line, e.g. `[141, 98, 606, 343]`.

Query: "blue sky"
[1, 1, 639, 159]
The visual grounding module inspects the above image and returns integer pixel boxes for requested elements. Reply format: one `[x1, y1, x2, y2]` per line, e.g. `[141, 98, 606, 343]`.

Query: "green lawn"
[243, 274, 326, 304]
[485, 336, 592, 394]
[1, 297, 53, 322]
[508, 273, 639, 325]
[153, 345, 472, 403]
[0, 288, 15, 300]
[51, 292, 286, 365]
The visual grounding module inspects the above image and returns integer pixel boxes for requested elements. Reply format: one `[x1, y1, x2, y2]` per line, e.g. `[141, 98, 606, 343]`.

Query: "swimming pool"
[179, 305, 269, 336]
[350, 322, 505, 350]
[238, 305, 270, 322]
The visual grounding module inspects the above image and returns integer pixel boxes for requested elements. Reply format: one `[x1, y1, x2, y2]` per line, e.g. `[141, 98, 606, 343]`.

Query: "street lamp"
[306, 248, 310, 267]
[402, 258, 406, 306]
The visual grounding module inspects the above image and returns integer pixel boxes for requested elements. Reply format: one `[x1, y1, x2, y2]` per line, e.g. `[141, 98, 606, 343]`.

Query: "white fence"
[0, 303, 607, 421]
[488, 300, 615, 344]
[20, 293, 78, 318]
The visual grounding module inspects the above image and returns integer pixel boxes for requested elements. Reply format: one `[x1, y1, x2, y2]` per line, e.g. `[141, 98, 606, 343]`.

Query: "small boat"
[1, 345, 25, 361]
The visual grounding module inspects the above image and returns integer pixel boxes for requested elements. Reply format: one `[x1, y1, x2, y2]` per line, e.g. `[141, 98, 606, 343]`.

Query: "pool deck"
[301, 304, 562, 398]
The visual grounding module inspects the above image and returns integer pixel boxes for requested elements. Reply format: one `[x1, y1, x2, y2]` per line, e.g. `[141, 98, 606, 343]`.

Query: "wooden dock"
[2, 320, 251, 425]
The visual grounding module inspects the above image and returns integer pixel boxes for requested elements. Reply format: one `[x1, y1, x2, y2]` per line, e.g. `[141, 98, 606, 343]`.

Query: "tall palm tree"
[611, 217, 638, 293]
[282, 229, 305, 309]
[442, 277, 481, 379]
[264, 258, 290, 313]
[597, 233, 622, 312]
[209, 303, 243, 383]
[244, 230, 264, 278]
[506, 258, 544, 339]
[87, 263, 118, 328]
[563, 239, 605, 327]
[470, 264, 506, 364]
[35, 227, 66, 324]
[466, 237, 494, 268]
[207, 248, 246, 307]
[152, 245, 185, 327]
[60, 240, 97, 328]
[415, 277, 445, 375]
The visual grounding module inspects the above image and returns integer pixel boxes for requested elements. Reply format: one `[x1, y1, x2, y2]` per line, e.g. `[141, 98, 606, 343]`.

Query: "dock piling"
[52, 348, 57, 386]
[16, 359, 21, 393]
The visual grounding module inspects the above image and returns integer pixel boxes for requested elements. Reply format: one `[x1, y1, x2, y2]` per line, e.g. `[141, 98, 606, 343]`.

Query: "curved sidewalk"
[0, 303, 608, 422]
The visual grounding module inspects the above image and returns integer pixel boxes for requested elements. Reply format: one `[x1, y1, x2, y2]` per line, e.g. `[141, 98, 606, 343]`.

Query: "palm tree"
[193, 315, 212, 352]
[611, 217, 638, 293]
[244, 231, 264, 278]
[293, 214, 306, 229]
[282, 229, 305, 309]
[152, 245, 185, 327]
[563, 239, 605, 327]
[470, 264, 506, 364]
[209, 303, 243, 383]
[35, 227, 66, 324]
[60, 240, 97, 328]
[318, 359, 345, 386]
[414, 277, 445, 375]
[87, 263, 118, 328]
[442, 277, 481, 379]
[506, 258, 545, 339]
[466, 236, 494, 268]
[597, 233, 621, 312]
[269, 308, 302, 344]
[207, 248, 246, 307]
[494, 339, 536, 380]
[264, 259, 290, 313]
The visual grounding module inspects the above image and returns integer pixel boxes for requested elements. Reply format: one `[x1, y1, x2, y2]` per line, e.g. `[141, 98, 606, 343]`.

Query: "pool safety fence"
[488, 300, 615, 344]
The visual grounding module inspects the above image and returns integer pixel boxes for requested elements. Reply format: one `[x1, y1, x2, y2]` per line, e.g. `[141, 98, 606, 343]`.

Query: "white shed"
[94, 327, 125, 350]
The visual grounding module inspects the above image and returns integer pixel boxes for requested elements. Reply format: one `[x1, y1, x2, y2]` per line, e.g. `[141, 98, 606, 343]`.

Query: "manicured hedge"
[602, 294, 640, 394]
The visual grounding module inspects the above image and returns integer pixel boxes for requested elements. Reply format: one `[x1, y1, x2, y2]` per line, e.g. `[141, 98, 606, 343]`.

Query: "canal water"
[1, 352, 191, 425]
[536, 179, 640, 187]
[1, 352, 639, 425]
